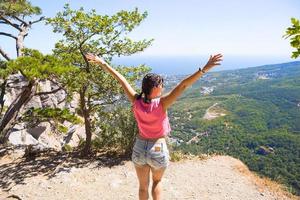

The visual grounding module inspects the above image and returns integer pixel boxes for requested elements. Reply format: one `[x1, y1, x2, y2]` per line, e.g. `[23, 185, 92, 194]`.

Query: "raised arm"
[161, 54, 223, 111]
[85, 53, 137, 103]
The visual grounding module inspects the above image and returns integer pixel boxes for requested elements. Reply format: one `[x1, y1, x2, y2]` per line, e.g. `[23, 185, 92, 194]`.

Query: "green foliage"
[0, 60, 11, 79]
[46, 5, 152, 105]
[46, 4, 153, 61]
[284, 18, 300, 58]
[169, 151, 186, 162]
[62, 144, 73, 152]
[46, 5, 152, 153]
[169, 62, 300, 195]
[57, 124, 68, 134]
[93, 106, 138, 154]
[5, 49, 79, 81]
[0, 0, 41, 17]
[22, 107, 82, 131]
[23, 107, 82, 124]
[0, 48, 82, 135]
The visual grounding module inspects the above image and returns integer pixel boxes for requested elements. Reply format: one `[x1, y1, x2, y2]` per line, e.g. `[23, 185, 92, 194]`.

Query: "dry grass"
[170, 151, 217, 162]
[234, 159, 300, 200]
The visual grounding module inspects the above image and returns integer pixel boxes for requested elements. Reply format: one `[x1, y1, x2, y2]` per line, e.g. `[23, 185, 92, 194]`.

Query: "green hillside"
[168, 61, 300, 195]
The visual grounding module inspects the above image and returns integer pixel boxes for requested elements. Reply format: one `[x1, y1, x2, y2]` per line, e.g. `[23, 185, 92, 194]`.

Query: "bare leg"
[134, 165, 151, 200]
[151, 167, 166, 200]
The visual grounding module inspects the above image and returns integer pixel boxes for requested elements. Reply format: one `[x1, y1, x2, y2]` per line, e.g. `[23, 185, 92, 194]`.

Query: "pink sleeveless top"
[132, 97, 171, 139]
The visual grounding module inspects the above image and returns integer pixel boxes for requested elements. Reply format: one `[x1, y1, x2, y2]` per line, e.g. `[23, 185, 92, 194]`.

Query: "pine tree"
[0, 0, 44, 141]
[47, 4, 152, 155]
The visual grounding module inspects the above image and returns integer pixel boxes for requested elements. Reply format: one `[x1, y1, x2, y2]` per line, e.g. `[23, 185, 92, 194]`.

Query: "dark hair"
[137, 73, 164, 103]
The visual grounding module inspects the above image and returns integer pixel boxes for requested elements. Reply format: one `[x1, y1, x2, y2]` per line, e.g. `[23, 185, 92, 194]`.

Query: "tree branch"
[48, 78, 68, 94]
[0, 15, 21, 31]
[79, 32, 97, 48]
[34, 86, 63, 96]
[29, 16, 45, 25]
[79, 47, 90, 73]
[106, 29, 124, 46]
[90, 99, 120, 113]
[13, 16, 28, 26]
[99, 99, 118, 106]
[0, 46, 11, 61]
[57, 95, 67, 105]
[6, 85, 26, 89]
[90, 99, 119, 111]
[49, 78, 65, 89]
[0, 32, 17, 40]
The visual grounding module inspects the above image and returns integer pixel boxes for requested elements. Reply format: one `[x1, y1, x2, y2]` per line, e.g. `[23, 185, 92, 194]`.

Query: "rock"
[62, 124, 86, 148]
[8, 130, 39, 146]
[27, 124, 48, 140]
[27, 122, 61, 150]
[65, 92, 80, 112]
[38, 80, 56, 108]
[53, 88, 67, 108]
[8, 121, 63, 150]
[4, 73, 27, 107]
[4, 75, 83, 151]
[23, 95, 42, 110]
[33, 123, 62, 150]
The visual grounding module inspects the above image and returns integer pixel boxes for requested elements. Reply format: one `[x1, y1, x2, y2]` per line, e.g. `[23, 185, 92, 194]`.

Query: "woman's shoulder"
[132, 94, 141, 104]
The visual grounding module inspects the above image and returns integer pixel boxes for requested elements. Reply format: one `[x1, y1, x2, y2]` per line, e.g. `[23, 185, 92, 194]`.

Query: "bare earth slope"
[0, 155, 297, 200]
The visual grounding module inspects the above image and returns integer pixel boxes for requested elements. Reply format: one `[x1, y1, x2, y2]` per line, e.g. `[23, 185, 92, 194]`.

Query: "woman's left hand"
[202, 54, 223, 73]
[85, 53, 106, 65]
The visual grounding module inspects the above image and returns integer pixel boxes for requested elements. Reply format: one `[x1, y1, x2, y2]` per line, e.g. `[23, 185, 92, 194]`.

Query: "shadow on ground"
[0, 145, 130, 192]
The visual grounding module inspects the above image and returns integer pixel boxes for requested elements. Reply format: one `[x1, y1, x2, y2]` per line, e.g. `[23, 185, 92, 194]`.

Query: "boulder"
[62, 124, 86, 148]
[27, 122, 62, 150]
[8, 130, 39, 146]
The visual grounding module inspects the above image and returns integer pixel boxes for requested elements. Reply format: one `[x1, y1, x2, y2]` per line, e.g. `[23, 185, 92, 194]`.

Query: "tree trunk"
[82, 108, 92, 155]
[0, 15, 40, 143]
[0, 80, 37, 143]
[0, 22, 29, 139]
[0, 48, 10, 118]
[79, 87, 92, 156]
[16, 24, 29, 57]
[0, 80, 7, 116]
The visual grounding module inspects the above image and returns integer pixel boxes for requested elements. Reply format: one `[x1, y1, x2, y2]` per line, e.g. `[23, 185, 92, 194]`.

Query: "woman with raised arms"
[86, 53, 223, 200]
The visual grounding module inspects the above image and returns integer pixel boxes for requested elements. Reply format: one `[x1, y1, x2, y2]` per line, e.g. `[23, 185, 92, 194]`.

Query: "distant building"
[168, 136, 184, 146]
[256, 70, 279, 80]
[200, 86, 215, 95]
[257, 75, 270, 80]
[256, 146, 275, 155]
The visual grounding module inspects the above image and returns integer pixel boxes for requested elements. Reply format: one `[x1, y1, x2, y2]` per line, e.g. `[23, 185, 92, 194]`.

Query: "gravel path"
[0, 155, 296, 200]
[203, 103, 226, 120]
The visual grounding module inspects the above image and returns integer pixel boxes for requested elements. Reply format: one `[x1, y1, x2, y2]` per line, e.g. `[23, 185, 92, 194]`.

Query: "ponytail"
[137, 91, 143, 100]
[136, 91, 151, 104]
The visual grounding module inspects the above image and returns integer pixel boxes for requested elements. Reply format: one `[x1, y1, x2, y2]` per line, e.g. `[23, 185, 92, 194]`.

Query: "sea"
[112, 55, 297, 75]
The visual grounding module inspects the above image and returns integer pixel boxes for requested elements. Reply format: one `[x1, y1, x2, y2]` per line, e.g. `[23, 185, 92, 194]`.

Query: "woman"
[86, 53, 223, 200]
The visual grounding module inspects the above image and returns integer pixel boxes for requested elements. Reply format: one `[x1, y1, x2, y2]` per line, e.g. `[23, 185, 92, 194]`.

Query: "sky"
[1, 0, 300, 73]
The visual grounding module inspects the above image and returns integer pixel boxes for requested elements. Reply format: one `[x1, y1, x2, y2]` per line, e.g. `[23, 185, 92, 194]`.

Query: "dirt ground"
[0, 150, 298, 200]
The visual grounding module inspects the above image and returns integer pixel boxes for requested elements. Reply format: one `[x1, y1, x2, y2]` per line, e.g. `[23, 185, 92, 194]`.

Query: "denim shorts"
[132, 137, 169, 170]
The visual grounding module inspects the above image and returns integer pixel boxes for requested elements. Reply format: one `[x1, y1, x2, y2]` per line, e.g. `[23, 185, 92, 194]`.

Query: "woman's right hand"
[202, 54, 223, 73]
[85, 53, 106, 65]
